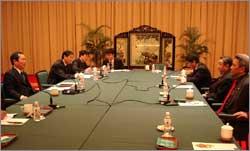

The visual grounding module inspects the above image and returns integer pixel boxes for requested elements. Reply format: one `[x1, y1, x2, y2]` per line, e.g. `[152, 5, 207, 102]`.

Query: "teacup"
[50, 88, 59, 96]
[221, 123, 233, 142]
[21, 104, 33, 115]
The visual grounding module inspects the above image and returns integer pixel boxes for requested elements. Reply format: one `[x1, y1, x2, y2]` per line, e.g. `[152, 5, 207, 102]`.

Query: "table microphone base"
[49, 104, 65, 109]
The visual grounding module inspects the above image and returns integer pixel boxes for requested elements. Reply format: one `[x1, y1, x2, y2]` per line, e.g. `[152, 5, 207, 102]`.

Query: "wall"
[1, 1, 249, 77]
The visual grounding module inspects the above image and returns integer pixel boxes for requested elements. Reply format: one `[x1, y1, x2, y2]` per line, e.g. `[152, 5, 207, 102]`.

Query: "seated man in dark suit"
[217, 53, 249, 143]
[48, 50, 75, 84]
[185, 53, 212, 91]
[204, 56, 233, 105]
[3, 51, 35, 102]
[72, 50, 89, 73]
[102, 48, 124, 69]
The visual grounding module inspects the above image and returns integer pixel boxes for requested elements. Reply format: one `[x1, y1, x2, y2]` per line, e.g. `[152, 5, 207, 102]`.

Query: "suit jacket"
[187, 63, 212, 91]
[206, 72, 232, 103]
[102, 58, 124, 69]
[72, 58, 88, 73]
[47, 59, 75, 84]
[3, 68, 35, 101]
[222, 74, 249, 140]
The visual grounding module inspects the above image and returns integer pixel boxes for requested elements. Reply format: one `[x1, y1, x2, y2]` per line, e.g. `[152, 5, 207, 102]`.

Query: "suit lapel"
[12, 68, 28, 86]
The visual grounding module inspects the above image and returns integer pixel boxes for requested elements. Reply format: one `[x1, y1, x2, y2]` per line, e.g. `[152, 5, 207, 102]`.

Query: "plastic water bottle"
[33, 101, 41, 122]
[107, 63, 111, 73]
[93, 67, 98, 81]
[152, 64, 155, 73]
[78, 72, 85, 90]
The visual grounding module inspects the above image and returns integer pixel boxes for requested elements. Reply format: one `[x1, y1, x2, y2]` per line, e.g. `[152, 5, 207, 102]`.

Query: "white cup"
[221, 123, 233, 141]
[145, 65, 150, 71]
[180, 76, 187, 84]
[50, 87, 59, 96]
[23, 104, 33, 114]
[186, 88, 194, 99]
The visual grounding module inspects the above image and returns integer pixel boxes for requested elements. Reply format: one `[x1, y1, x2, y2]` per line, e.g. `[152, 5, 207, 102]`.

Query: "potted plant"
[79, 24, 113, 66]
[177, 27, 208, 63]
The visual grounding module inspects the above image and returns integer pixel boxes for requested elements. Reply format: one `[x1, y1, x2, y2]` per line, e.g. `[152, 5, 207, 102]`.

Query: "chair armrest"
[1, 98, 19, 110]
[200, 87, 209, 94]
[211, 102, 222, 111]
[218, 113, 235, 121]
[41, 84, 53, 90]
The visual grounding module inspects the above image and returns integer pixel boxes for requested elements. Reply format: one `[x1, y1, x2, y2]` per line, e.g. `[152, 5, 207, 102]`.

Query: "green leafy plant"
[78, 23, 113, 66]
[178, 27, 208, 59]
[79, 24, 112, 50]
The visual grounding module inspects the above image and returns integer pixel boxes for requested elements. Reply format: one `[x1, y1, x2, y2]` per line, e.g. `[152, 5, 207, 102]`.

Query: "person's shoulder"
[52, 59, 64, 66]
[223, 72, 232, 80]
[198, 63, 208, 69]
[4, 68, 17, 76]
[73, 58, 80, 63]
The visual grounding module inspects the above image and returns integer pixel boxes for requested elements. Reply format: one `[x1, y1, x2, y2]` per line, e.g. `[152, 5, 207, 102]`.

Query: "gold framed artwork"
[130, 33, 160, 66]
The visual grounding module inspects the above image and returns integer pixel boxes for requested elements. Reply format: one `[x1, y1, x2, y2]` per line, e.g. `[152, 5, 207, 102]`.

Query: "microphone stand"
[159, 84, 181, 106]
[41, 90, 65, 109]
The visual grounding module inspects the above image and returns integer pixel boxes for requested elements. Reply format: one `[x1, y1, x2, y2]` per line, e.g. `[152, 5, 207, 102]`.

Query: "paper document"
[192, 142, 237, 150]
[170, 75, 180, 78]
[84, 74, 93, 79]
[1, 118, 29, 126]
[178, 101, 207, 106]
[174, 85, 193, 89]
[111, 69, 130, 72]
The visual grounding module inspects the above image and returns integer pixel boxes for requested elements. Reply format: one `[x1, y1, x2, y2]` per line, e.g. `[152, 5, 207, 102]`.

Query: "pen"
[6, 121, 23, 124]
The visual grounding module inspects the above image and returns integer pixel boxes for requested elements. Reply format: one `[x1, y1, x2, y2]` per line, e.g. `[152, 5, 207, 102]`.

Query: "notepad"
[178, 101, 207, 106]
[192, 142, 237, 150]
[174, 85, 193, 89]
[111, 69, 130, 72]
[1, 118, 29, 126]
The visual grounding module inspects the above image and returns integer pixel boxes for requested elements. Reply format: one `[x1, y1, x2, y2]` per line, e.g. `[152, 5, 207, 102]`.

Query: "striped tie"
[216, 80, 237, 114]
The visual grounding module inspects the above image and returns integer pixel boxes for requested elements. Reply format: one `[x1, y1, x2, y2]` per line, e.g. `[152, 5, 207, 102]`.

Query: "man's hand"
[20, 95, 28, 100]
[233, 111, 249, 120]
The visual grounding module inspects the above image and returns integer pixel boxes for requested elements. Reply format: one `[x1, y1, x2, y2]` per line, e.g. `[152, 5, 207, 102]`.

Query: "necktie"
[216, 80, 237, 114]
[21, 72, 26, 83]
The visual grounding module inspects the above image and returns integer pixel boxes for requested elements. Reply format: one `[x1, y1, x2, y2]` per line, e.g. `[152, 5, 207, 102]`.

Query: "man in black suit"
[72, 50, 89, 73]
[217, 53, 249, 142]
[102, 48, 124, 69]
[48, 50, 75, 84]
[204, 56, 233, 105]
[185, 53, 212, 91]
[3, 51, 35, 102]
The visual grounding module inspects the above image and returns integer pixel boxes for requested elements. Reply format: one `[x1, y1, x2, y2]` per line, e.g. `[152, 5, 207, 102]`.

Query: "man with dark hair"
[204, 56, 233, 105]
[217, 53, 249, 142]
[48, 50, 75, 84]
[102, 48, 124, 69]
[3, 51, 35, 103]
[185, 53, 212, 91]
[72, 50, 89, 73]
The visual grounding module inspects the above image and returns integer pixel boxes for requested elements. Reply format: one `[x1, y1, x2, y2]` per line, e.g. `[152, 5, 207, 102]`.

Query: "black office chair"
[35, 70, 53, 90]
[1, 83, 19, 110]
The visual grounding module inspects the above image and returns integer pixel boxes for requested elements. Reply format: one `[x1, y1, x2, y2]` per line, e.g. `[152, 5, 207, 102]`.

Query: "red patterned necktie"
[216, 80, 237, 114]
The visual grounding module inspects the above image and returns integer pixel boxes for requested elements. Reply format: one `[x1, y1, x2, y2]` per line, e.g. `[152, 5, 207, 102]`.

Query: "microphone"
[62, 79, 80, 95]
[158, 74, 165, 88]
[40, 90, 65, 109]
[159, 83, 182, 105]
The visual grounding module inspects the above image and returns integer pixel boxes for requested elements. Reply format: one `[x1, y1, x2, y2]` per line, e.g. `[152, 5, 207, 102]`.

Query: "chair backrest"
[36, 70, 49, 90]
[155, 64, 165, 71]
[1, 83, 5, 99]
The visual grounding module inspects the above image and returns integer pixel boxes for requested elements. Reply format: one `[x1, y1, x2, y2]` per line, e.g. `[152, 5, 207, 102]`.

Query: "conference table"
[1, 70, 239, 150]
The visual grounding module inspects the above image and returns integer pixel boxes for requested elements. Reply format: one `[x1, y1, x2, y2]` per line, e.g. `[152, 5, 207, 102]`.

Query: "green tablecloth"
[2, 70, 239, 149]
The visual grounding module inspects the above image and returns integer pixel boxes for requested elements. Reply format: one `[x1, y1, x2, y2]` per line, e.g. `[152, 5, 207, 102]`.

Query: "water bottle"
[152, 64, 155, 73]
[107, 63, 111, 73]
[93, 67, 98, 81]
[78, 72, 85, 90]
[33, 101, 41, 122]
